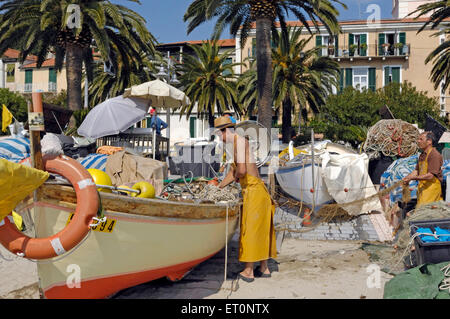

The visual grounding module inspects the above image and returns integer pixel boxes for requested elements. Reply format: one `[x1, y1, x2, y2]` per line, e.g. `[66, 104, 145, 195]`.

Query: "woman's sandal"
[254, 266, 271, 278]
[237, 273, 255, 283]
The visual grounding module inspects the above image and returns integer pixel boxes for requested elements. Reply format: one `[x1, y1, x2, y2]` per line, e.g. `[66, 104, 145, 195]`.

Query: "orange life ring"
[0, 155, 99, 259]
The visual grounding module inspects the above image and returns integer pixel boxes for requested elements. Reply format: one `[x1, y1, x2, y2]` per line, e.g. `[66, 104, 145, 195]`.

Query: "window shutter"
[399, 32, 406, 45]
[339, 69, 344, 93]
[25, 69, 33, 84]
[384, 66, 390, 86]
[378, 33, 385, 56]
[49, 68, 56, 83]
[368, 68, 376, 92]
[252, 38, 256, 57]
[345, 68, 353, 87]
[334, 35, 339, 54]
[392, 67, 400, 83]
[360, 34, 367, 56]
[189, 117, 197, 138]
[316, 36, 322, 57]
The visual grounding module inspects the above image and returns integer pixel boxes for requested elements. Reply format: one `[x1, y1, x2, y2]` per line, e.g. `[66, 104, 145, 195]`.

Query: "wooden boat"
[16, 184, 240, 299]
[275, 141, 356, 207]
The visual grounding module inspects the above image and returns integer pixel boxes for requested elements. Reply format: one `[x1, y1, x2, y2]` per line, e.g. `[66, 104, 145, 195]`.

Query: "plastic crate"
[409, 218, 450, 265]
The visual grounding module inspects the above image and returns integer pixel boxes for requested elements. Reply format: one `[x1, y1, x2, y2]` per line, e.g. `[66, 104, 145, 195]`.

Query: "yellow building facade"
[237, 17, 450, 117]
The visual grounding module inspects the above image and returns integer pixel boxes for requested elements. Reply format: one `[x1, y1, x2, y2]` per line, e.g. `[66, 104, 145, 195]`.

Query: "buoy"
[310, 188, 314, 193]
[132, 181, 155, 199]
[208, 178, 219, 186]
[117, 185, 133, 196]
[344, 188, 349, 193]
[302, 213, 312, 227]
[87, 169, 112, 193]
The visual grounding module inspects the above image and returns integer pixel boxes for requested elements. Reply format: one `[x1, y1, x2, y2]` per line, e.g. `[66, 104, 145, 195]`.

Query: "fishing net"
[363, 201, 450, 275]
[363, 119, 420, 159]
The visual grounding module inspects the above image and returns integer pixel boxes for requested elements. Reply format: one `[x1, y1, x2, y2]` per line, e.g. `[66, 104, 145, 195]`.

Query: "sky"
[114, 0, 394, 44]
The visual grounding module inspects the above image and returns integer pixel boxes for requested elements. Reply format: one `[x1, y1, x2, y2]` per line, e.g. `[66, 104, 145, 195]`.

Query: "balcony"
[320, 43, 411, 60]
[7, 82, 60, 93]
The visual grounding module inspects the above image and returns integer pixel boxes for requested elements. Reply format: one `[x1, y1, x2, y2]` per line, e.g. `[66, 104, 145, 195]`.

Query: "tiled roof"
[158, 38, 236, 47]
[2, 48, 38, 61]
[22, 58, 56, 68]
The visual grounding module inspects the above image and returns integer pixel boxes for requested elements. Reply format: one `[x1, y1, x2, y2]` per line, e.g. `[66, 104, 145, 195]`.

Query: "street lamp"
[154, 51, 180, 156]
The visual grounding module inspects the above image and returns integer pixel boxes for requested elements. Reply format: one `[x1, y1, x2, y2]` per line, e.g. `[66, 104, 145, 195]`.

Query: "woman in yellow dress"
[215, 116, 277, 282]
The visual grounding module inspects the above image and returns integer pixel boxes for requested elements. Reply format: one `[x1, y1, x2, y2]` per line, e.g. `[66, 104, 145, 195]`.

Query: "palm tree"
[178, 40, 241, 129]
[237, 58, 258, 119]
[0, 0, 156, 111]
[410, 0, 450, 91]
[272, 27, 339, 142]
[184, 0, 345, 130]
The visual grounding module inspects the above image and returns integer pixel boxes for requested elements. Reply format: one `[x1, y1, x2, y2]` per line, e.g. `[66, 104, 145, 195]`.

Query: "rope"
[440, 263, 450, 293]
[363, 119, 419, 159]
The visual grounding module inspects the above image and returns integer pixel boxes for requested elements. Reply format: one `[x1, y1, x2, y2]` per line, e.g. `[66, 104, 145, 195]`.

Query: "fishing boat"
[14, 183, 239, 299]
[275, 140, 357, 207]
[0, 92, 240, 299]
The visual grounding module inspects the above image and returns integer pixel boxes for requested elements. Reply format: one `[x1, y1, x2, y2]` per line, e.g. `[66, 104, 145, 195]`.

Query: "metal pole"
[84, 77, 89, 109]
[311, 128, 315, 212]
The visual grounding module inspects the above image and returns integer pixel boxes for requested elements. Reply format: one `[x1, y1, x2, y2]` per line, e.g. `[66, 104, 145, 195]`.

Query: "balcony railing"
[319, 43, 411, 58]
[6, 82, 59, 93]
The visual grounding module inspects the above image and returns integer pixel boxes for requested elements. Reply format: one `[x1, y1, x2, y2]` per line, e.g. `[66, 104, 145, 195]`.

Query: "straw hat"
[214, 116, 235, 130]
[223, 110, 234, 115]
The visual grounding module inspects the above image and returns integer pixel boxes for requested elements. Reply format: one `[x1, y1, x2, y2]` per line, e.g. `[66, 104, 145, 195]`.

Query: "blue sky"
[114, 0, 393, 44]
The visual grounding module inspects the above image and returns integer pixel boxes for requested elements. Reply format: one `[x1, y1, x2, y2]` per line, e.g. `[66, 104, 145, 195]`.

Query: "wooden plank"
[38, 184, 241, 220]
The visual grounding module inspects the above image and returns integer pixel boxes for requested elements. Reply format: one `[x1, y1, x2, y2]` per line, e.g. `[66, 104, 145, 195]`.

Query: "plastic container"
[409, 218, 450, 265]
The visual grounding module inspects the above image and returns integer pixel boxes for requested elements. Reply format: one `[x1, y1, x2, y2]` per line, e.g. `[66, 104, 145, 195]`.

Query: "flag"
[2, 104, 13, 133]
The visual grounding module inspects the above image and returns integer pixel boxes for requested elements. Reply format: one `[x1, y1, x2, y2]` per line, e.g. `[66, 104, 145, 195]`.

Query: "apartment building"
[237, 11, 449, 117]
[0, 48, 67, 94]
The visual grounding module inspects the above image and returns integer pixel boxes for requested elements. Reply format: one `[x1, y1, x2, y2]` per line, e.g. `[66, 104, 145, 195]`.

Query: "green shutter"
[252, 38, 256, 57]
[392, 67, 400, 83]
[345, 68, 353, 87]
[399, 32, 406, 45]
[25, 69, 33, 84]
[360, 34, 367, 56]
[349, 34, 354, 56]
[189, 117, 196, 138]
[384, 66, 390, 86]
[368, 68, 376, 92]
[334, 35, 339, 55]
[49, 68, 56, 83]
[378, 33, 385, 56]
[339, 69, 344, 93]
[316, 36, 322, 57]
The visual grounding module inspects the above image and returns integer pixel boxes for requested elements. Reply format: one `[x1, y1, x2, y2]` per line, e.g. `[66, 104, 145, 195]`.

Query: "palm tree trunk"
[282, 98, 292, 143]
[256, 17, 273, 130]
[66, 43, 84, 111]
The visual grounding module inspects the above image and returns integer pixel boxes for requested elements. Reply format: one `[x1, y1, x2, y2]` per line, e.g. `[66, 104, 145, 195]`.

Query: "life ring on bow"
[0, 155, 99, 260]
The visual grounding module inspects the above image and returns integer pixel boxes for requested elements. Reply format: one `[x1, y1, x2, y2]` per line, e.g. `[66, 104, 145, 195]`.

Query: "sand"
[0, 232, 394, 299]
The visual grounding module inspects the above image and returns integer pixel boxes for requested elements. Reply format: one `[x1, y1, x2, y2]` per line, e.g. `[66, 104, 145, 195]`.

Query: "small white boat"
[275, 141, 357, 207]
[15, 184, 239, 299]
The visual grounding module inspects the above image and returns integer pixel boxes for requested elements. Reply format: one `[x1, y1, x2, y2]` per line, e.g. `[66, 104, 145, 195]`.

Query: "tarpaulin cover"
[0, 159, 49, 221]
[380, 154, 450, 203]
[384, 262, 450, 299]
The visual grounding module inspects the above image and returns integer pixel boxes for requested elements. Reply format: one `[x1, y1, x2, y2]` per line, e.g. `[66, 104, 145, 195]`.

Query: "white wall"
[0, 60, 4, 89]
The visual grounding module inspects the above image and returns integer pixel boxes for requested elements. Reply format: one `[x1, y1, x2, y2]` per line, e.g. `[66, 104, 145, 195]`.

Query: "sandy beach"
[0, 232, 393, 299]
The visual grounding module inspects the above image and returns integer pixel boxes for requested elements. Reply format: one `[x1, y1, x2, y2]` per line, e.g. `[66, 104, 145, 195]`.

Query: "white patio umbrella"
[123, 79, 190, 159]
[77, 95, 150, 139]
[123, 79, 189, 108]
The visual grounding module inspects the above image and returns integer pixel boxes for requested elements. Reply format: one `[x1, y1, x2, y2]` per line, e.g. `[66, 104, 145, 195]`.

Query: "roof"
[157, 38, 236, 48]
[2, 48, 38, 62]
[22, 58, 56, 69]
[244, 17, 450, 29]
